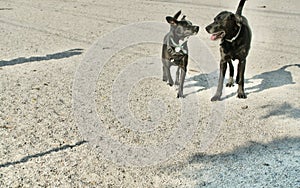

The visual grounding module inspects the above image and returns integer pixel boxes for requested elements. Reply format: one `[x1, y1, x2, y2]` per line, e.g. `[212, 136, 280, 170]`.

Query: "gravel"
[0, 0, 299, 187]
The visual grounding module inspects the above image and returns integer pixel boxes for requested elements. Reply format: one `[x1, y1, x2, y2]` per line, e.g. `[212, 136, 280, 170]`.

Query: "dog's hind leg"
[211, 60, 227, 101]
[236, 59, 247, 99]
[226, 60, 235, 87]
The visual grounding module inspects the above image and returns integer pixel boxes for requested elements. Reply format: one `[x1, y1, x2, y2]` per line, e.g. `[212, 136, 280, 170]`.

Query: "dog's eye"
[180, 21, 191, 27]
[181, 22, 188, 26]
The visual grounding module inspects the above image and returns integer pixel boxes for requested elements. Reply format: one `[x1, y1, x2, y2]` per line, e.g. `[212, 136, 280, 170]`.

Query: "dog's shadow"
[166, 66, 218, 97]
[246, 64, 300, 94]
[184, 64, 300, 99]
[183, 71, 218, 97]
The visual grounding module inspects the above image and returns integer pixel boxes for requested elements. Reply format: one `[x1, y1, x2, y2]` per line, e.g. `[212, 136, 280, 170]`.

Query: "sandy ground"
[0, 0, 299, 187]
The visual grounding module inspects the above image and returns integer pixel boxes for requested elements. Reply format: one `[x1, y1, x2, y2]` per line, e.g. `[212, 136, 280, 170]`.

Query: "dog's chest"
[164, 37, 188, 66]
[221, 41, 248, 60]
[170, 56, 186, 67]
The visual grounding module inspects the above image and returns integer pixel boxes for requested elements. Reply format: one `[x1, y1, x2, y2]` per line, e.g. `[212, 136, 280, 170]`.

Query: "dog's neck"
[168, 36, 188, 54]
[225, 25, 242, 43]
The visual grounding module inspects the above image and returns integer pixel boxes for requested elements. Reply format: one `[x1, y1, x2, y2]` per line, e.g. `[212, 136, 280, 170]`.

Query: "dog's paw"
[168, 80, 174, 86]
[177, 92, 184, 98]
[237, 92, 247, 99]
[226, 77, 234, 87]
[226, 82, 234, 87]
[211, 95, 221, 101]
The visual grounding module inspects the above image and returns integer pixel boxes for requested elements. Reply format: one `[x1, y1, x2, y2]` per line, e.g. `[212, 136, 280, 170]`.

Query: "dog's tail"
[236, 0, 247, 16]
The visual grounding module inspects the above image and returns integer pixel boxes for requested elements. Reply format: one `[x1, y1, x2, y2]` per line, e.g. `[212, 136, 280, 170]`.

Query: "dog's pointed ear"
[166, 16, 178, 25]
[174, 10, 181, 19]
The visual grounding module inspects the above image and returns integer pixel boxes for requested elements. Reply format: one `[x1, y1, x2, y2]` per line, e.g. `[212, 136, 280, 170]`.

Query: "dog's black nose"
[194, 26, 200, 33]
[205, 25, 211, 33]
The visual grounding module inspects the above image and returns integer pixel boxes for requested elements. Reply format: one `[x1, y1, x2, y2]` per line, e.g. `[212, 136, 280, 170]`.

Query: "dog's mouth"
[210, 31, 225, 41]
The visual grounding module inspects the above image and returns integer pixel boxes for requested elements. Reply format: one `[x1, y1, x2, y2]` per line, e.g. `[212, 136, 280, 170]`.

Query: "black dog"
[205, 0, 251, 101]
[162, 11, 199, 98]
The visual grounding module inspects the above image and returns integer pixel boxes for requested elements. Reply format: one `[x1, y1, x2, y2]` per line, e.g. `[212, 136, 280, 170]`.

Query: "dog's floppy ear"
[174, 10, 181, 19]
[166, 16, 178, 25]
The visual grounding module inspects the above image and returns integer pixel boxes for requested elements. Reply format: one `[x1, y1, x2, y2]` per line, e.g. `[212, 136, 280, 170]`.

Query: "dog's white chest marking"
[170, 38, 188, 54]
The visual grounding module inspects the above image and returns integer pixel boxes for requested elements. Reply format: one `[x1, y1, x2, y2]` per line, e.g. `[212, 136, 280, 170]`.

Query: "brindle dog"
[162, 11, 199, 98]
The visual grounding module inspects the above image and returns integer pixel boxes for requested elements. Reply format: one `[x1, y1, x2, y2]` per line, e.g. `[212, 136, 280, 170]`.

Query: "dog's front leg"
[237, 59, 247, 98]
[175, 66, 180, 85]
[211, 60, 227, 101]
[177, 56, 188, 98]
[162, 60, 174, 86]
[226, 60, 235, 87]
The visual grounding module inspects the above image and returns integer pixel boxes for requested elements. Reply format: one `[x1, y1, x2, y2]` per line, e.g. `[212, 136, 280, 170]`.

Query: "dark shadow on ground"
[260, 102, 300, 119]
[185, 64, 300, 100]
[0, 8, 13, 10]
[0, 140, 87, 168]
[183, 71, 218, 97]
[0, 48, 84, 67]
[246, 64, 300, 94]
[165, 137, 300, 187]
[222, 64, 300, 100]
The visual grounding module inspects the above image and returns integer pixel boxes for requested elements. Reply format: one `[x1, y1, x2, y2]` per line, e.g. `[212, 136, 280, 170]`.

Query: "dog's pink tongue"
[210, 34, 217, 40]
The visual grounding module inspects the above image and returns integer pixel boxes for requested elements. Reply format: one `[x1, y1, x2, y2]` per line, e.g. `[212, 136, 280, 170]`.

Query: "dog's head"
[166, 10, 199, 40]
[205, 11, 242, 41]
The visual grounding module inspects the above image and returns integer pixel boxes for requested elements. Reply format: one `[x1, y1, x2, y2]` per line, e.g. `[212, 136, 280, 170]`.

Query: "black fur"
[205, 0, 251, 101]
